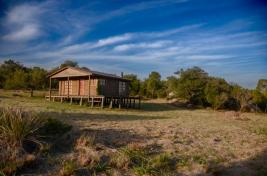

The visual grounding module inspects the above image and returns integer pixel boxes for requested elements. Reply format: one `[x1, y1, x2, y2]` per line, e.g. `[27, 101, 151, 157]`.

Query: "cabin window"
[99, 79, 106, 86]
[119, 81, 126, 95]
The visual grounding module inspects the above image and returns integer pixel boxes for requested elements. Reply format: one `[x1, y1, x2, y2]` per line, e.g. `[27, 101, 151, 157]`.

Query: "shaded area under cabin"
[46, 66, 141, 108]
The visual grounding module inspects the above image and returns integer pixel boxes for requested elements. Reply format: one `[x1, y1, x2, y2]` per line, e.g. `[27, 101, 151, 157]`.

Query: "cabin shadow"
[41, 111, 170, 122]
[204, 149, 267, 176]
[140, 102, 195, 112]
[20, 127, 151, 175]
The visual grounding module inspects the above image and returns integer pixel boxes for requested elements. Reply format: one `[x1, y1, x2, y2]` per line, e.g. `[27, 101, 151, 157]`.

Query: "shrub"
[0, 108, 44, 147]
[0, 108, 44, 175]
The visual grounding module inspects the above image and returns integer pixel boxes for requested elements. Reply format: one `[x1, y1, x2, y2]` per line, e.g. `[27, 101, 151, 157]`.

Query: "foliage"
[166, 76, 179, 97]
[60, 60, 79, 68]
[231, 84, 253, 111]
[176, 67, 208, 105]
[251, 90, 267, 112]
[29, 67, 48, 90]
[146, 72, 161, 98]
[205, 78, 231, 110]
[124, 74, 141, 96]
[256, 79, 267, 93]
[4, 69, 30, 90]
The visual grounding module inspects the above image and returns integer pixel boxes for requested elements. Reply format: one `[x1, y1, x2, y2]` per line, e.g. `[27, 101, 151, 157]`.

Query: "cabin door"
[79, 80, 85, 95]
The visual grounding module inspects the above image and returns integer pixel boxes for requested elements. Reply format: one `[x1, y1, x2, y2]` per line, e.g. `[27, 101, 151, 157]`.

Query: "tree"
[0, 60, 25, 88]
[166, 76, 179, 97]
[4, 69, 29, 89]
[60, 60, 78, 68]
[146, 71, 161, 98]
[256, 79, 267, 93]
[231, 84, 252, 111]
[123, 74, 141, 96]
[205, 78, 231, 110]
[251, 90, 267, 112]
[29, 67, 48, 90]
[176, 67, 208, 105]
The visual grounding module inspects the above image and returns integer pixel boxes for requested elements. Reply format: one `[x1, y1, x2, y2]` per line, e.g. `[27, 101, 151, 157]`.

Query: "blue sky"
[0, 0, 266, 88]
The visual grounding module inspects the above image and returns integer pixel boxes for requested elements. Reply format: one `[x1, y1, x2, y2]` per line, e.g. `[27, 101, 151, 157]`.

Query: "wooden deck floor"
[45, 95, 141, 109]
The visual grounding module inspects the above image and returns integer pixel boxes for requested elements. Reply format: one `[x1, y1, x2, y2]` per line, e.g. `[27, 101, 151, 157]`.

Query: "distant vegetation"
[0, 59, 267, 112]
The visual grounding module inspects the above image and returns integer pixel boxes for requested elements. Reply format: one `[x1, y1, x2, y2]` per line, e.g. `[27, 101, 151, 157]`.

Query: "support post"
[119, 97, 121, 109]
[70, 97, 73, 105]
[101, 97, 104, 109]
[67, 76, 70, 98]
[138, 96, 141, 109]
[88, 75, 91, 102]
[49, 77, 51, 101]
[61, 97, 63, 103]
[91, 97, 94, 108]
[109, 97, 113, 109]
[80, 98, 83, 106]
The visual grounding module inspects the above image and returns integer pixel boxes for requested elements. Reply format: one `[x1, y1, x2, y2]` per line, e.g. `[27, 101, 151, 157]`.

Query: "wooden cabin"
[46, 66, 140, 108]
[48, 66, 130, 97]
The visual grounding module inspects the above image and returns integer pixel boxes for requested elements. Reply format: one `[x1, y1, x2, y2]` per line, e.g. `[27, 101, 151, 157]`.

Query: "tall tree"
[60, 60, 78, 68]
[176, 66, 208, 105]
[205, 78, 231, 110]
[0, 60, 25, 88]
[147, 71, 161, 98]
[123, 74, 141, 96]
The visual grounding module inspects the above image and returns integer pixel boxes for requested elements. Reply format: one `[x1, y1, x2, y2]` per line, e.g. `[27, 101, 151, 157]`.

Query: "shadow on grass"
[41, 111, 170, 122]
[20, 127, 151, 175]
[206, 149, 267, 176]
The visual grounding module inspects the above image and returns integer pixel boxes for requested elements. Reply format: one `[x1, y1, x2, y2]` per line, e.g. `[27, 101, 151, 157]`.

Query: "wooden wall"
[58, 77, 129, 97]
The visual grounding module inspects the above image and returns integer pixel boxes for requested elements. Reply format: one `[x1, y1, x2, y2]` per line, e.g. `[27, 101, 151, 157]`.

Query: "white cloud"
[3, 24, 41, 41]
[2, 4, 44, 42]
[114, 40, 172, 51]
[95, 34, 133, 47]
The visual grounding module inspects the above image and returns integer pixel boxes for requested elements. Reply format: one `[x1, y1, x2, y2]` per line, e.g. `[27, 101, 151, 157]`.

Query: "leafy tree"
[60, 60, 78, 68]
[251, 90, 267, 112]
[4, 69, 29, 89]
[256, 79, 267, 93]
[176, 67, 208, 105]
[123, 74, 141, 96]
[0, 60, 25, 88]
[29, 67, 48, 90]
[231, 84, 252, 111]
[146, 71, 161, 98]
[205, 78, 231, 110]
[166, 76, 179, 97]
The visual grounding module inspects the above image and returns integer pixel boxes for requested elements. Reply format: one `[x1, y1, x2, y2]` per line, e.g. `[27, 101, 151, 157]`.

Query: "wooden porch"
[45, 94, 141, 109]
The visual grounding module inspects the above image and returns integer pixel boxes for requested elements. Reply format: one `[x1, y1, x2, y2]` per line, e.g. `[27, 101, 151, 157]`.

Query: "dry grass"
[0, 90, 267, 175]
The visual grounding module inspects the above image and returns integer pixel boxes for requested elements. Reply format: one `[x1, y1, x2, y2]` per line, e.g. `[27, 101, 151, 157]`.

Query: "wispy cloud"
[2, 4, 44, 41]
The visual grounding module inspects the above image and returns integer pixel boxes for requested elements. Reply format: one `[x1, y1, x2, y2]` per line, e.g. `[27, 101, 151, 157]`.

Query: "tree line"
[0, 59, 267, 112]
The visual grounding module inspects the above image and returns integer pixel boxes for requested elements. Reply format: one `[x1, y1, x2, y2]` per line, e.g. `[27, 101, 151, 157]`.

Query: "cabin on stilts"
[46, 66, 141, 109]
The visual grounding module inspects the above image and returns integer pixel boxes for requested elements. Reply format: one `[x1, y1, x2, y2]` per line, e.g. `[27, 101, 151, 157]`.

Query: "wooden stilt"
[80, 98, 83, 106]
[91, 97, 94, 108]
[49, 78, 52, 101]
[109, 97, 113, 109]
[70, 97, 73, 105]
[101, 97, 104, 109]
[138, 96, 141, 109]
[61, 97, 63, 103]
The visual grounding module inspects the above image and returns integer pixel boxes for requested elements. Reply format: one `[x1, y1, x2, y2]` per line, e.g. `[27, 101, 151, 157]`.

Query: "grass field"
[0, 90, 267, 176]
